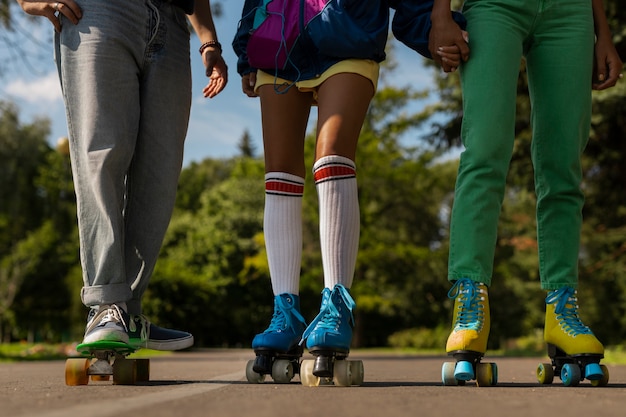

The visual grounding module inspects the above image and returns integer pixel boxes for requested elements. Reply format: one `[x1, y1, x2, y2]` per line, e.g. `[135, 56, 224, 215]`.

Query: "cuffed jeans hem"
[126, 299, 142, 315]
[448, 274, 492, 287]
[81, 284, 133, 308]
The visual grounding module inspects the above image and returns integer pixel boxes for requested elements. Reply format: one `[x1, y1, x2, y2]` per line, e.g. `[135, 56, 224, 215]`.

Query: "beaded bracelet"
[199, 40, 222, 55]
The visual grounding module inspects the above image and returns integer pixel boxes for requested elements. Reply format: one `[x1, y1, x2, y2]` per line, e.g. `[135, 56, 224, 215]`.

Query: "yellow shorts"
[255, 59, 380, 102]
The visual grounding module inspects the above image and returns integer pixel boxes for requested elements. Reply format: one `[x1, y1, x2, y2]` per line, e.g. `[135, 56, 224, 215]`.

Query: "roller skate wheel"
[454, 360, 474, 381]
[561, 363, 581, 387]
[441, 362, 458, 386]
[245, 359, 266, 384]
[300, 359, 320, 387]
[350, 360, 365, 386]
[590, 365, 609, 387]
[65, 358, 90, 386]
[271, 359, 294, 384]
[536, 363, 554, 385]
[476, 362, 497, 387]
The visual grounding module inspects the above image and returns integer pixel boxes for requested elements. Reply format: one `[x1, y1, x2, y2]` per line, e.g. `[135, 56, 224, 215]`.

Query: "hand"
[436, 37, 468, 73]
[241, 72, 258, 98]
[429, 15, 470, 73]
[16, 0, 82, 32]
[200, 49, 228, 98]
[592, 35, 623, 91]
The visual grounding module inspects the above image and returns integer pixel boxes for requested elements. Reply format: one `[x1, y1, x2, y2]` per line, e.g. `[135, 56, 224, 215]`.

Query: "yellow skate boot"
[537, 287, 607, 387]
[442, 279, 496, 386]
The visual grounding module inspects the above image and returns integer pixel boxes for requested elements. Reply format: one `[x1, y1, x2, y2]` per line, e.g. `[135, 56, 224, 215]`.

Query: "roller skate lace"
[546, 287, 593, 336]
[300, 286, 355, 344]
[449, 279, 486, 332]
[264, 295, 307, 334]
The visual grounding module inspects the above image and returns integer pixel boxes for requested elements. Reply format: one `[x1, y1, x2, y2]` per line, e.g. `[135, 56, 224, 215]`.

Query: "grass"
[2, 342, 626, 364]
[0, 342, 169, 362]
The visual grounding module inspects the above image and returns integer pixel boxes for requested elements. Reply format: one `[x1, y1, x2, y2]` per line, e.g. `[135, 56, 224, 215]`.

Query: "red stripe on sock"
[314, 165, 356, 183]
[265, 180, 304, 195]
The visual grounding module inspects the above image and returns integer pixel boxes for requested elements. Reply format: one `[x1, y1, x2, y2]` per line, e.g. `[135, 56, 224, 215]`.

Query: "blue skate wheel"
[454, 361, 474, 381]
[561, 363, 581, 387]
[584, 363, 603, 381]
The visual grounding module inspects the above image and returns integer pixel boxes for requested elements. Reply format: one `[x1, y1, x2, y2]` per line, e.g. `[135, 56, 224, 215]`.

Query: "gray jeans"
[55, 0, 192, 314]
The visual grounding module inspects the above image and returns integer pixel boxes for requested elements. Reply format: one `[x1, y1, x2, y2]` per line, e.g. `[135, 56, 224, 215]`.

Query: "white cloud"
[5, 71, 62, 103]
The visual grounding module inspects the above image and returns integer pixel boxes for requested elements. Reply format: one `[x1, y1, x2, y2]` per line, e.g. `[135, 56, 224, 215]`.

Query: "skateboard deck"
[65, 340, 150, 386]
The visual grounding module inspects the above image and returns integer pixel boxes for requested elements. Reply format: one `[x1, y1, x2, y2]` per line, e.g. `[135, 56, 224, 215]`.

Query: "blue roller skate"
[299, 284, 364, 386]
[536, 287, 608, 387]
[246, 293, 307, 384]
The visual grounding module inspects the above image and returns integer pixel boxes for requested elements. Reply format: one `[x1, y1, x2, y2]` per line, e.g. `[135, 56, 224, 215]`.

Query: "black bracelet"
[199, 40, 222, 55]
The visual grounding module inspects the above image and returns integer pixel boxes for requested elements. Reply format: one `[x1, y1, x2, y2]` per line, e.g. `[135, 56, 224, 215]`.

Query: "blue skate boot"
[299, 285, 364, 386]
[246, 293, 307, 384]
[537, 287, 607, 387]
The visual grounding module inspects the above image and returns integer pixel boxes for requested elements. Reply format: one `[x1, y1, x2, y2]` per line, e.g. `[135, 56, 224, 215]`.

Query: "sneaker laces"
[129, 314, 151, 344]
[264, 295, 307, 334]
[546, 287, 593, 336]
[300, 285, 355, 344]
[448, 279, 486, 332]
[89, 304, 128, 332]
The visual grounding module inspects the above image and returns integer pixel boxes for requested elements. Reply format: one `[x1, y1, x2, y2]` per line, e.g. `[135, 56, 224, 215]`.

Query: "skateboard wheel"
[536, 363, 554, 384]
[135, 358, 150, 382]
[300, 359, 320, 387]
[65, 358, 90, 386]
[590, 365, 609, 387]
[245, 359, 266, 383]
[271, 359, 294, 384]
[561, 363, 581, 387]
[113, 358, 137, 385]
[476, 362, 496, 387]
[91, 375, 111, 382]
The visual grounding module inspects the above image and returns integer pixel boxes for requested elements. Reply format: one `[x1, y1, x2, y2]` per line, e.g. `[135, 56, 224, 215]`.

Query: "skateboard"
[536, 343, 609, 387]
[441, 351, 498, 386]
[65, 341, 150, 386]
[299, 350, 364, 387]
[245, 347, 303, 384]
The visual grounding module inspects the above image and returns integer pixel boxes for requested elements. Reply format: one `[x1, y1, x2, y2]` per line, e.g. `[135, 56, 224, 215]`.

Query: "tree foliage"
[0, 0, 624, 349]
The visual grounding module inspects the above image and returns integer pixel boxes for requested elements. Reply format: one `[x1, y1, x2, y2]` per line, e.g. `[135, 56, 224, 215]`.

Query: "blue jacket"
[232, 0, 466, 80]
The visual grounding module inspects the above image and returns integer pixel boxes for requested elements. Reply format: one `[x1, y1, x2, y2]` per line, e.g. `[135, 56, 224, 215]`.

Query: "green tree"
[0, 101, 77, 342]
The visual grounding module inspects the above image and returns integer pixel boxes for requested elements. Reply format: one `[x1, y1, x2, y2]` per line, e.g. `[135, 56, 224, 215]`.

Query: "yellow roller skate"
[442, 279, 497, 386]
[536, 287, 607, 387]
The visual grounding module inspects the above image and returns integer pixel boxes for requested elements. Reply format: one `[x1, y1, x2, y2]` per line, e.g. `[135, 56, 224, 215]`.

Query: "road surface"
[2, 349, 625, 417]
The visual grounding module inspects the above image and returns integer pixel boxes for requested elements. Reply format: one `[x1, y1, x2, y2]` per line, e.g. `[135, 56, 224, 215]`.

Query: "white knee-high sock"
[313, 155, 359, 289]
[264, 172, 304, 295]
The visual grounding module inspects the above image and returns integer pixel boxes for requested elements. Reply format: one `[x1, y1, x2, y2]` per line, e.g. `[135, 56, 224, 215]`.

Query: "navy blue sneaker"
[82, 304, 129, 344]
[128, 314, 194, 351]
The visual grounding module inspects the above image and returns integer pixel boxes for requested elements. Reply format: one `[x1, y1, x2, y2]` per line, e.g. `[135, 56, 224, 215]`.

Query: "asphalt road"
[2, 349, 625, 417]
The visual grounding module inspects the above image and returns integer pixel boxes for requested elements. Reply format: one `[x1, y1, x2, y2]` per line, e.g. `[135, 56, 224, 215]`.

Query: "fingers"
[593, 55, 624, 90]
[56, 1, 83, 25]
[241, 72, 258, 97]
[202, 58, 228, 98]
[29, 1, 82, 32]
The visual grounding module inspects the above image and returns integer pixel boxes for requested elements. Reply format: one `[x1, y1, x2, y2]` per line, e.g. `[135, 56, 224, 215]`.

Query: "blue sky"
[1, 2, 440, 167]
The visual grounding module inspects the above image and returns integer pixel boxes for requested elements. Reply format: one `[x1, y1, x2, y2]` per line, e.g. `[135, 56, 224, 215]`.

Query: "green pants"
[448, 0, 595, 290]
